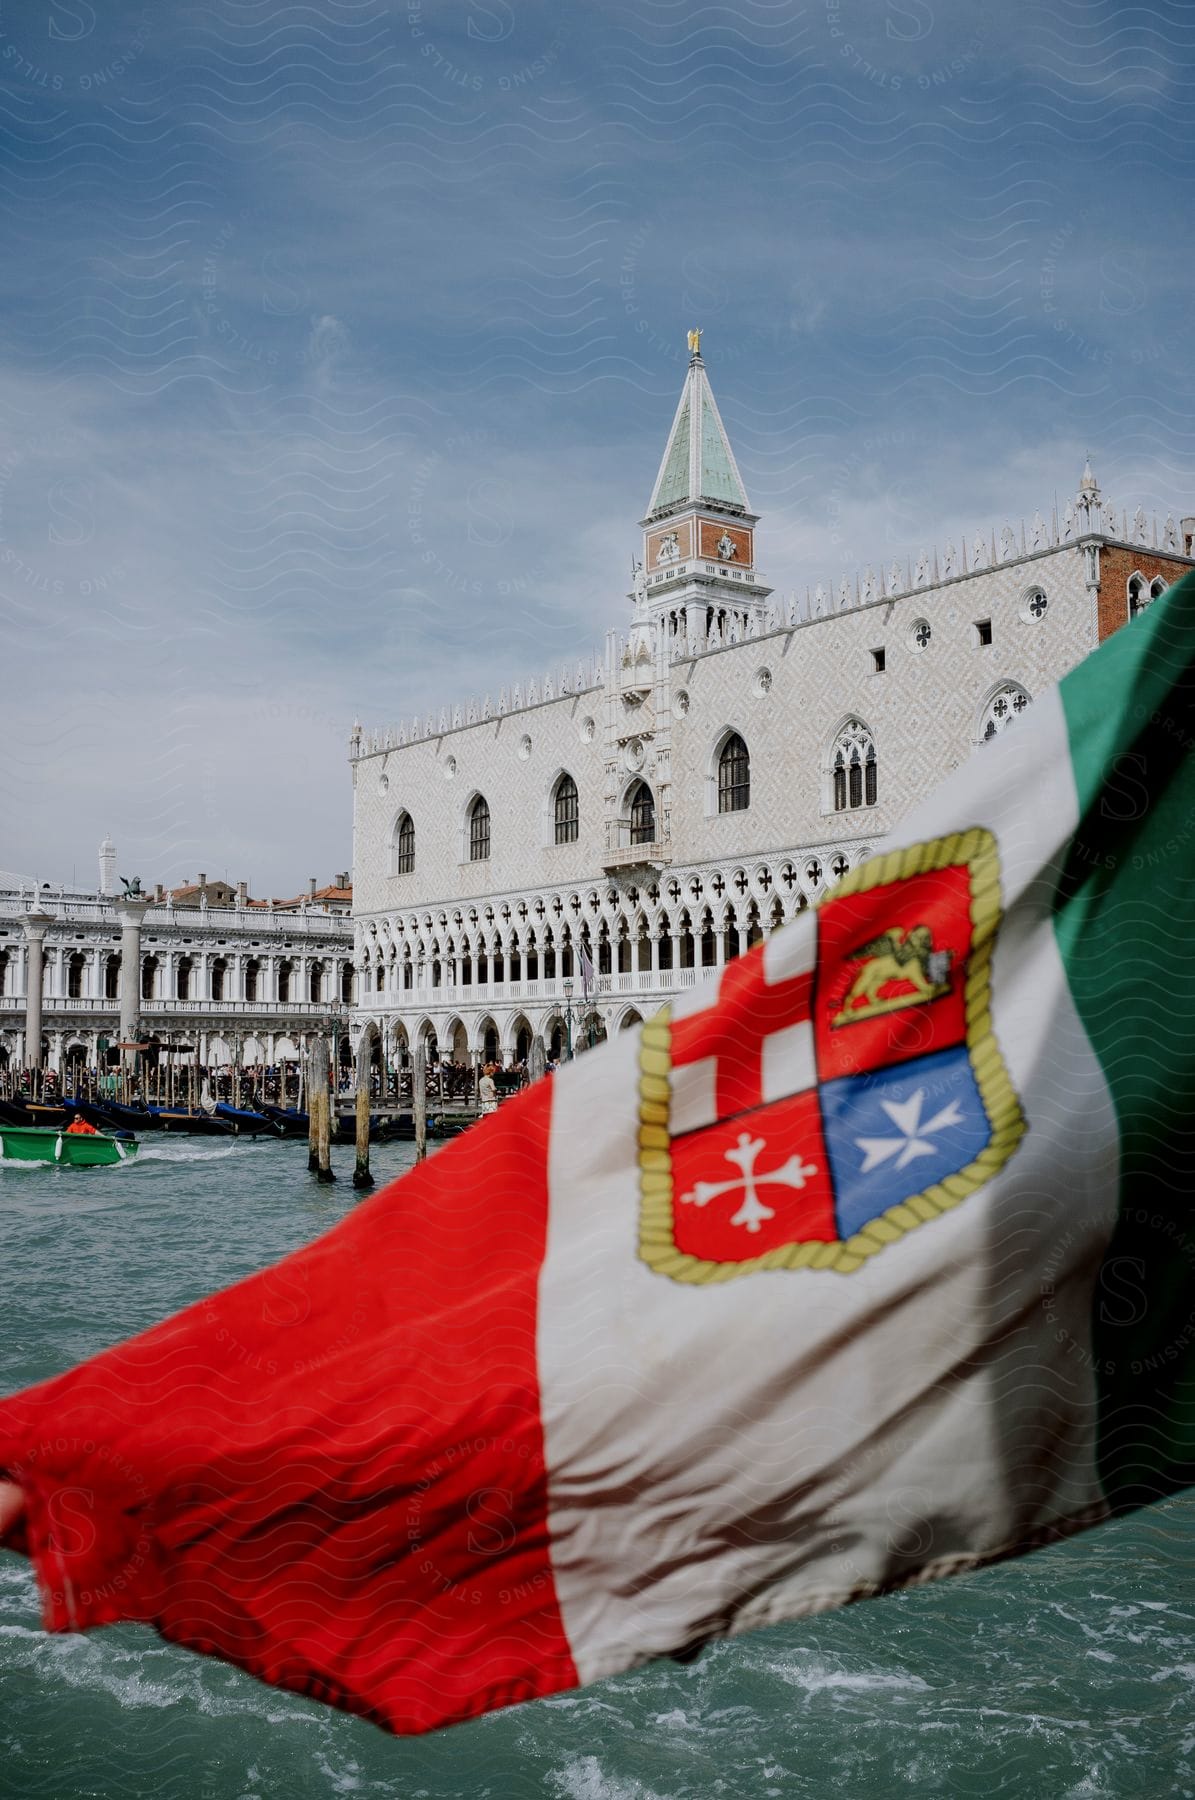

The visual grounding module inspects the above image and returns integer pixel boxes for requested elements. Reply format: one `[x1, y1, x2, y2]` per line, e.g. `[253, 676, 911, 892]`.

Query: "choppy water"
[1, 1139, 1192, 1798]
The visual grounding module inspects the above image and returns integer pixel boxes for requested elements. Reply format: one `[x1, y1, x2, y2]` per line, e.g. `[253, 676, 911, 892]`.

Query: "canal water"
[1, 1139, 1192, 1798]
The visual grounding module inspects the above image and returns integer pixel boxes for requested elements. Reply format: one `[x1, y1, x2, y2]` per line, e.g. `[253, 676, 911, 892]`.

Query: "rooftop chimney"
[237, 880, 248, 906]
[198, 872, 207, 888]
[154, 883, 165, 902]
[1183, 516, 1195, 558]
[308, 877, 317, 898]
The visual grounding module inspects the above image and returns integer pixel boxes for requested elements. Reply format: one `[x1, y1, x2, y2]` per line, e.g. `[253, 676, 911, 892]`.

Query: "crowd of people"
[5, 1056, 532, 1113]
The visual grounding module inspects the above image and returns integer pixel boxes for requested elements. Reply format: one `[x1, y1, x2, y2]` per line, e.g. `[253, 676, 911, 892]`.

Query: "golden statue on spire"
[687, 326, 702, 355]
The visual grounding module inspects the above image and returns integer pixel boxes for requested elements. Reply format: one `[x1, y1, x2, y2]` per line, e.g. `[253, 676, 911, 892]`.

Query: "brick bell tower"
[633, 330, 771, 646]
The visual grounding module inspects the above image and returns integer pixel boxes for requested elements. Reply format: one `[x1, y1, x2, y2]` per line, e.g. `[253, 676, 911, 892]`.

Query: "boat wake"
[132, 1143, 239, 1165]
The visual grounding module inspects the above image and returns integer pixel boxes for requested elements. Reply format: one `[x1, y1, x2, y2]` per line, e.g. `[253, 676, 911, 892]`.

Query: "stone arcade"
[0, 851, 354, 1078]
[349, 341, 1195, 1072]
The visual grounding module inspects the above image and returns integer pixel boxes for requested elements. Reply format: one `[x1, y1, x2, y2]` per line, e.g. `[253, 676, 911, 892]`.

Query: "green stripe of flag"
[1054, 568, 1195, 1509]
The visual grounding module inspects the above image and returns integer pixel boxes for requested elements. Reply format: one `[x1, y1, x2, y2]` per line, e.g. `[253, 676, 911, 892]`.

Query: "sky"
[2, 0, 1192, 893]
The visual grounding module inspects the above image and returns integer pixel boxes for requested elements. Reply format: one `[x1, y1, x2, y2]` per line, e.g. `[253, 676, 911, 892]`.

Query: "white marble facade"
[350, 358, 1194, 1068]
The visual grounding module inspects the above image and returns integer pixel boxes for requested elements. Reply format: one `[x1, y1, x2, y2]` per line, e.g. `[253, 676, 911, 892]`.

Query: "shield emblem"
[637, 827, 1025, 1282]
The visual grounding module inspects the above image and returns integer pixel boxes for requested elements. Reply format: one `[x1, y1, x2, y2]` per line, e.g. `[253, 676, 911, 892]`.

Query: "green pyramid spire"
[646, 343, 750, 519]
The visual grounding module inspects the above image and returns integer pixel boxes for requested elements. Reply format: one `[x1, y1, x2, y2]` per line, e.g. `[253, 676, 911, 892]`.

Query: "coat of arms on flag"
[637, 826, 1026, 1282]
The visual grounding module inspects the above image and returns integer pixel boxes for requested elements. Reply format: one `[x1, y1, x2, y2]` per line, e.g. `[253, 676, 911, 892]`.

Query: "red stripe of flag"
[0, 1081, 577, 1734]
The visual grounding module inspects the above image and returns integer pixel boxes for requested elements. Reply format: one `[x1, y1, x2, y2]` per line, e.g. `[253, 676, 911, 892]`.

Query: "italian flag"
[2, 574, 1194, 1734]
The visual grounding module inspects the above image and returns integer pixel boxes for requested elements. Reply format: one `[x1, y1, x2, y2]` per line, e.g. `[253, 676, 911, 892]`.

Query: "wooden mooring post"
[307, 1039, 320, 1173]
[309, 1034, 335, 1182]
[413, 1044, 427, 1163]
[352, 1046, 374, 1190]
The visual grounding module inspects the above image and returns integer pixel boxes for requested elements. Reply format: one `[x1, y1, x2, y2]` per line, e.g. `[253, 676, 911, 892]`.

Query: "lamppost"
[562, 976, 575, 1062]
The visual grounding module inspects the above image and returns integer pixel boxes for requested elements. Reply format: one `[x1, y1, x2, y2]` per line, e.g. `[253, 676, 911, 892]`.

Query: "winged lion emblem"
[831, 924, 953, 1027]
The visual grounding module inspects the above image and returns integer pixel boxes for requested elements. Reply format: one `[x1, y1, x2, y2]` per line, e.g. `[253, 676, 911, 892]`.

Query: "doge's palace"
[350, 341, 1195, 1070]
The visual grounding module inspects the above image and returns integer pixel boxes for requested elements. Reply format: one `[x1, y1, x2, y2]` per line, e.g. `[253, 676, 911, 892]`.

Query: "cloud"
[2, 0, 1193, 890]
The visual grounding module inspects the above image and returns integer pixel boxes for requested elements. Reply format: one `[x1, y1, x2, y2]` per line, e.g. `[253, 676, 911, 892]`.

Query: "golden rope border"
[637, 826, 1026, 1283]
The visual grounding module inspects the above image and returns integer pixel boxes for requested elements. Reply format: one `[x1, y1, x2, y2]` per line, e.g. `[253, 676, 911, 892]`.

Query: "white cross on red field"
[669, 920, 818, 1136]
[679, 1130, 820, 1233]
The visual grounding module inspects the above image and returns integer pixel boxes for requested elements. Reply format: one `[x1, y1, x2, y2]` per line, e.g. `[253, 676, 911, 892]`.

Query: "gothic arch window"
[628, 780, 655, 845]
[140, 954, 158, 1001]
[717, 732, 750, 814]
[309, 961, 324, 1004]
[1150, 577, 1167, 601]
[469, 795, 491, 862]
[211, 957, 227, 1002]
[276, 958, 291, 1003]
[554, 773, 579, 845]
[979, 682, 1031, 743]
[392, 811, 415, 875]
[175, 955, 191, 1001]
[243, 958, 260, 1003]
[68, 952, 86, 999]
[829, 720, 877, 812]
[1128, 572, 1148, 617]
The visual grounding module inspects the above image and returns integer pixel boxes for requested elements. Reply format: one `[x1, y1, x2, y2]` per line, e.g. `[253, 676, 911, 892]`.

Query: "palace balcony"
[602, 825, 671, 876]
[360, 966, 702, 1010]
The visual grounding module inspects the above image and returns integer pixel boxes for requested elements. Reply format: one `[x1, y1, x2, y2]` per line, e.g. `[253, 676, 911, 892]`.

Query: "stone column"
[22, 908, 53, 1071]
[114, 897, 150, 1067]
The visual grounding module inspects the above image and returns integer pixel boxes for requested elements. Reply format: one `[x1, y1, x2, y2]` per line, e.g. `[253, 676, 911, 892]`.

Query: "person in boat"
[65, 1114, 99, 1136]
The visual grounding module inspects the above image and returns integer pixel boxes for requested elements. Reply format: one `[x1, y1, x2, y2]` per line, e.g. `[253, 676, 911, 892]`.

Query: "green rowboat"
[0, 1125, 139, 1168]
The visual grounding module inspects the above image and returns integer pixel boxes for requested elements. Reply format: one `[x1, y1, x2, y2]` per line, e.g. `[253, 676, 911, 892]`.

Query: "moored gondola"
[256, 1102, 310, 1137]
[148, 1109, 234, 1137]
[100, 1100, 160, 1133]
[21, 1101, 70, 1130]
[213, 1103, 282, 1136]
[64, 1098, 125, 1133]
